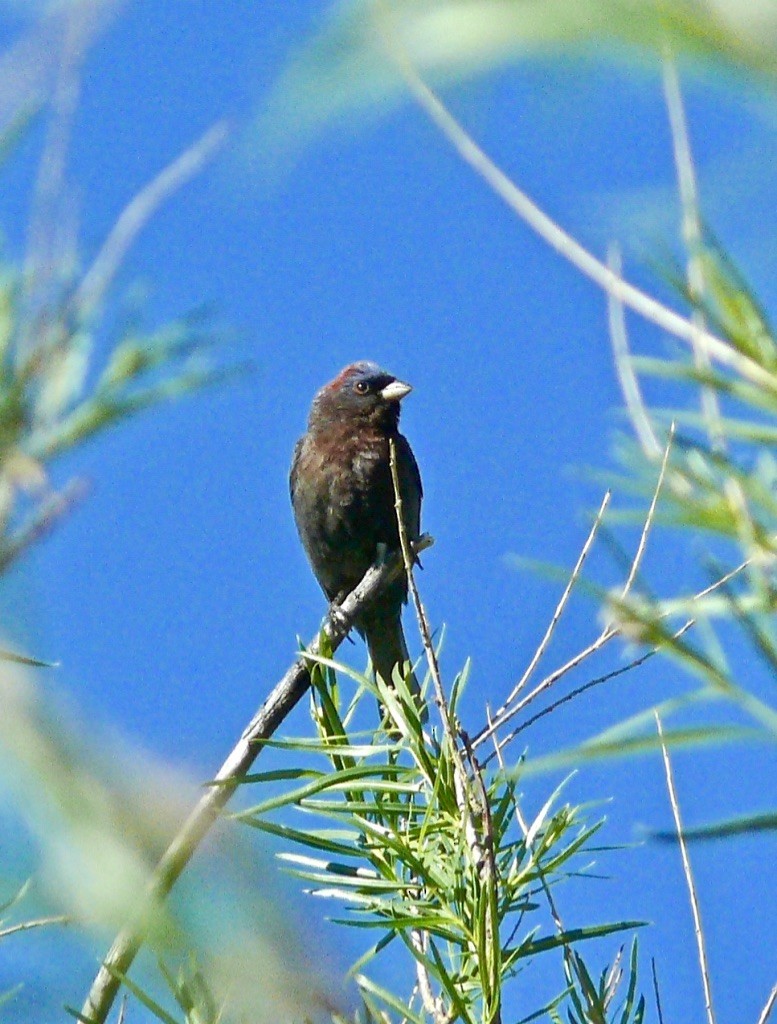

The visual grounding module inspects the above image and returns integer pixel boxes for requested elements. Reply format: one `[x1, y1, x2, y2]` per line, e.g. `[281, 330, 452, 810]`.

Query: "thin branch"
[481, 552, 749, 764]
[0, 477, 89, 575]
[655, 712, 716, 1024]
[607, 243, 661, 459]
[389, 53, 777, 396]
[391, 440, 502, 1024]
[388, 438, 448, 728]
[475, 429, 672, 754]
[79, 534, 433, 1024]
[491, 490, 610, 721]
[757, 982, 777, 1024]
[616, 422, 674, 603]
[74, 120, 230, 317]
[389, 438, 460, 1024]
[409, 929, 450, 1024]
[0, 913, 71, 940]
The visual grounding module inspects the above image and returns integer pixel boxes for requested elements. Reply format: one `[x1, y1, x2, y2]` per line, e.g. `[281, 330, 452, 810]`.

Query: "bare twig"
[481, 548, 750, 765]
[0, 477, 89, 575]
[74, 121, 229, 317]
[757, 982, 777, 1024]
[475, 429, 673, 755]
[116, 994, 128, 1024]
[409, 929, 450, 1024]
[0, 913, 71, 940]
[607, 243, 662, 459]
[388, 438, 448, 725]
[80, 534, 433, 1024]
[616, 422, 674, 604]
[655, 712, 716, 1024]
[390, 439, 501, 1024]
[488, 551, 749, 761]
[498, 490, 611, 713]
[389, 438, 460, 1023]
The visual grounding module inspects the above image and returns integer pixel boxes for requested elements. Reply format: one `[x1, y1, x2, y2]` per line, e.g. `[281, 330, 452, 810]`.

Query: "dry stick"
[495, 490, 611, 717]
[408, 930, 448, 1024]
[73, 120, 229, 318]
[491, 639, 674, 751]
[389, 439, 457, 1024]
[655, 712, 716, 1024]
[390, 440, 501, 1024]
[757, 982, 777, 1024]
[0, 914, 71, 940]
[388, 439, 448, 728]
[489, 555, 751, 763]
[476, 429, 674, 755]
[79, 536, 433, 1024]
[615, 421, 675, 604]
[607, 242, 662, 459]
[0, 477, 88, 575]
[393, 58, 777, 396]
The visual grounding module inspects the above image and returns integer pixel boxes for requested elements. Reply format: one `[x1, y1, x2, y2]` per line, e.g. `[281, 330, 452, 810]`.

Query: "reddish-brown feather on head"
[308, 361, 412, 432]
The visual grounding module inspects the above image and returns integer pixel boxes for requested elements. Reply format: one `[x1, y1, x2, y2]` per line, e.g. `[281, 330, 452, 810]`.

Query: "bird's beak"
[380, 379, 412, 403]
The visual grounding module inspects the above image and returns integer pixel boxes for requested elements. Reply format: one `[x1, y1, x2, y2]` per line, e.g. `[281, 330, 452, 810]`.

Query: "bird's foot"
[375, 541, 390, 566]
[327, 601, 352, 639]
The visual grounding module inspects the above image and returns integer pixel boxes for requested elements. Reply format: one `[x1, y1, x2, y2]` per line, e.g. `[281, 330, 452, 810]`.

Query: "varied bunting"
[290, 361, 423, 706]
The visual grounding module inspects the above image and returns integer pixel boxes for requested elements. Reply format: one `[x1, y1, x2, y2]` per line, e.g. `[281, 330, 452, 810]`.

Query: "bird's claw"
[327, 601, 351, 637]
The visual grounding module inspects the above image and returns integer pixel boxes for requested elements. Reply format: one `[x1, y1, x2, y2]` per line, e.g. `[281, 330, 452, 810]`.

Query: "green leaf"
[651, 811, 777, 842]
[0, 646, 57, 668]
[521, 725, 764, 776]
[355, 973, 427, 1024]
[103, 965, 180, 1024]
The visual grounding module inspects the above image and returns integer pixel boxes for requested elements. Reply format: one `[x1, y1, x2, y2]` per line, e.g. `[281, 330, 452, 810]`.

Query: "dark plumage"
[290, 361, 423, 710]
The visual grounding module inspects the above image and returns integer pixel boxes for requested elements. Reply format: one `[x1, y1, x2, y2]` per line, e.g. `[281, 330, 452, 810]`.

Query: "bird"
[290, 361, 423, 714]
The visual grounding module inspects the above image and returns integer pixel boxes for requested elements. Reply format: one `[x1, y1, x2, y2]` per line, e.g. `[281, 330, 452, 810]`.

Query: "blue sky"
[0, 3, 775, 1022]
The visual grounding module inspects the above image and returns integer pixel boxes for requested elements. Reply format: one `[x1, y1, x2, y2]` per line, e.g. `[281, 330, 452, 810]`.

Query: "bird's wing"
[395, 432, 422, 539]
[289, 435, 305, 505]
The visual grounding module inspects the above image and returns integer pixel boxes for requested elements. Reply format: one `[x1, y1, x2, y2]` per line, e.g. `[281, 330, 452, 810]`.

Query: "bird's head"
[310, 361, 412, 432]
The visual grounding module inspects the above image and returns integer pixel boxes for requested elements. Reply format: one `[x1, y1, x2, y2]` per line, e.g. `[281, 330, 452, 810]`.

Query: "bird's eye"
[353, 380, 370, 394]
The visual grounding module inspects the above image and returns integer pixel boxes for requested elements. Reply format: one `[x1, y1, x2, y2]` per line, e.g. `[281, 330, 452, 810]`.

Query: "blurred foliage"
[590, 228, 777, 839]
[0, 246, 228, 576]
[0, 274, 226, 573]
[0, 5, 242, 1018]
[0, 656, 334, 1023]
[265, 0, 777, 141]
[0, 11, 231, 578]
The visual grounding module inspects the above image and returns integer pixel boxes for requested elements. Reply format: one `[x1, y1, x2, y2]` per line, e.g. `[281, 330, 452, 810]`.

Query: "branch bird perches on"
[80, 533, 434, 1024]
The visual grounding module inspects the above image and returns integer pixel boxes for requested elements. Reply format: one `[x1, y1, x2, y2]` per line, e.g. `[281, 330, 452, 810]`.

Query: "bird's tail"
[363, 613, 427, 724]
